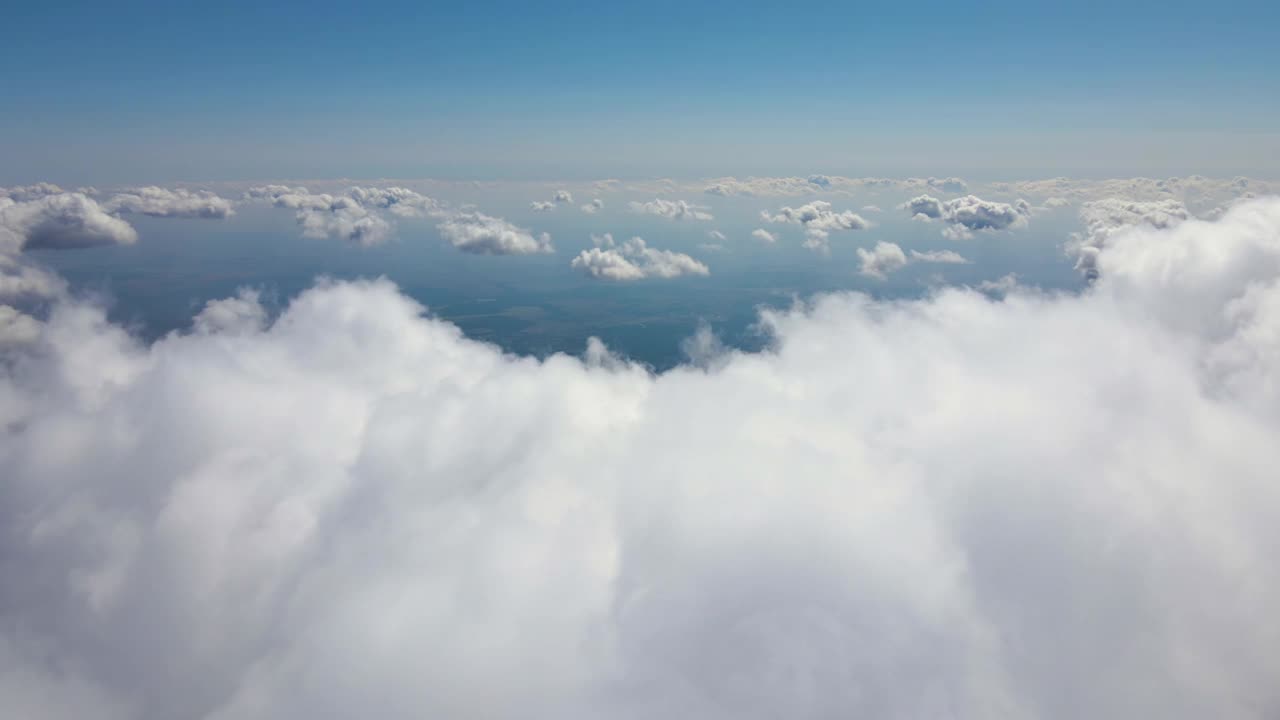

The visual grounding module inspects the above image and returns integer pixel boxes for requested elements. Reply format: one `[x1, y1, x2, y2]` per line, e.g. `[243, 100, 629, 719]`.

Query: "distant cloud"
[438, 212, 553, 255]
[581, 198, 604, 214]
[857, 241, 909, 279]
[629, 198, 713, 221]
[900, 194, 1029, 238]
[0, 192, 138, 251]
[0, 254, 66, 299]
[554, 190, 573, 203]
[1, 182, 67, 202]
[298, 206, 392, 246]
[761, 200, 870, 252]
[103, 187, 235, 218]
[707, 230, 726, 242]
[530, 201, 555, 212]
[571, 233, 709, 280]
[751, 228, 778, 243]
[910, 249, 970, 264]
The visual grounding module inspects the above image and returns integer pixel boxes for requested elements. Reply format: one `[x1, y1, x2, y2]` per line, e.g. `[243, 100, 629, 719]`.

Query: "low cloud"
[0, 192, 138, 252]
[1069, 198, 1193, 277]
[438, 212, 553, 255]
[751, 228, 778, 243]
[581, 199, 604, 214]
[901, 194, 1030, 238]
[298, 206, 393, 246]
[856, 243, 971, 279]
[761, 201, 870, 252]
[571, 233, 709, 280]
[103, 187, 235, 218]
[629, 199, 714, 221]
[1, 199, 1279, 719]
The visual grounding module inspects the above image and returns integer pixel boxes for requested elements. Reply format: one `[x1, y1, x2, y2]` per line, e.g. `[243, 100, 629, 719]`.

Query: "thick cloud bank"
[0, 192, 138, 251]
[3, 200, 1280, 719]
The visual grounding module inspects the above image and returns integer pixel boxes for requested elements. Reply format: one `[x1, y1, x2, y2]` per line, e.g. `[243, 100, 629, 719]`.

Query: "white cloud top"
[437, 212, 554, 255]
[628, 198, 714, 221]
[571, 233, 709, 280]
[103, 187, 235, 218]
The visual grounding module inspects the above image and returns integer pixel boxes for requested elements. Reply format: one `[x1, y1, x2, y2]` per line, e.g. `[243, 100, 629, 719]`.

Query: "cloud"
[298, 206, 393, 246]
[1, 182, 68, 202]
[1070, 198, 1193, 277]
[2, 198, 1280, 719]
[531, 201, 556, 212]
[581, 199, 604, 214]
[707, 230, 726, 242]
[0, 192, 138, 251]
[629, 199, 714, 221]
[751, 228, 778, 244]
[437, 212, 553, 255]
[910, 249, 970, 264]
[856, 241, 908, 278]
[761, 201, 870, 252]
[0, 255, 66, 300]
[926, 177, 968, 193]
[555, 190, 574, 204]
[102, 187, 235, 219]
[571, 234, 709, 280]
[900, 194, 1029, 238]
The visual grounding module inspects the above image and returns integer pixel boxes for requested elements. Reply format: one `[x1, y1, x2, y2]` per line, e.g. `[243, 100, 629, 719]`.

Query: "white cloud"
[571, 234, 709, 280]
[751, 228, 778, 244]
[192, 289, 269, 335]
[910, 249, 970, 264]
[761, 201, 870, 253]
[103, 187, 235, 219]
[628, 199, 714, 221]
[531, 201, 556, 212]
[1070, 198, 1193, 277]
[900, 194, 1029, 238]
[856, 241, 908, 279]
[298, 206, 393, 247]
[0, 255, 66, 300]
[0, 192, 138, 252]
[437, 212, 553, 255]
[707, 230, 726, 242]
[555, 190, 574, 204]
[2, 198, 1280, 719]
[581, 199, 604, 214]
[1, 182, 67, 202]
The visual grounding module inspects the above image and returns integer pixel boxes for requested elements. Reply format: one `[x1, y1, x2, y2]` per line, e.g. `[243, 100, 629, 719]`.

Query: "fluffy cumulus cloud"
[751, 228, 778, 243]
[555, 190, 574, 203]
[103, 187, 235, 218]
[571, 233, 709, 281]
[856, 243, 971, 279]
[298, 206, 392, 246]
[1069, 198, 1193, 277]
[581, 198, 604, 214]
[856, 241, 908, 278]
[1, 182, 69, 202]
[2, 198, 1280, 719]
[901, 194, 1030, 239]
[761, 201, 870, 252]
[437, 212, 553, 255]
[0, 192, 138, 252]
[531, 201, 556, 212]
[628, 198, 714, 221]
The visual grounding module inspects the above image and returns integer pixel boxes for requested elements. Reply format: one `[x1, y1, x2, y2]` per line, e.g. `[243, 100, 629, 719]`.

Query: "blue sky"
[4, 0, 1279, 183]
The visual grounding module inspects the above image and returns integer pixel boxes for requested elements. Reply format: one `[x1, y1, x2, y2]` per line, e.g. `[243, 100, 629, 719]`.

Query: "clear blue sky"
[4, 0, 1278, 184]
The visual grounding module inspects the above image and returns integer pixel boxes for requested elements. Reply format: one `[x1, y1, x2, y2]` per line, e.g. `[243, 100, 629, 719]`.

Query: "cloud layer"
[2, 198, 1279, 719]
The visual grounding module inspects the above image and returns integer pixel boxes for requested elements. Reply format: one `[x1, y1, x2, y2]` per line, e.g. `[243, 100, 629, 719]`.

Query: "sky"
[4, 0, 1280, 183]
[4, 3, 1280, 720]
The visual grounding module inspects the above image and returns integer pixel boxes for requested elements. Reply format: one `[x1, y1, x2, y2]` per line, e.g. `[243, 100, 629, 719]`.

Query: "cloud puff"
[751, 228, 778, 244]
[1, 182, 68, 202]
[555, 190, 574, 204]
[707, 230, 726, 242]
[855, 243, 971, 279]
[0, 192, 138, 252]
[761, 201, 870, 252]
[2, 198, 1280, 719]
[298, 206, 392, 246]
[1067, 198, 1193, 278]
[901, 194, 1029, 238]
[629, 198, 714, 221]
[0, 255, 66, 300]
[102, 187, 235, 219]
[571, 233, 710, 280]
[437, 212, 553, 255]
[856, 241, 908, 278]
[531, 201, 556, 212]
[581, 199, 604, 214]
